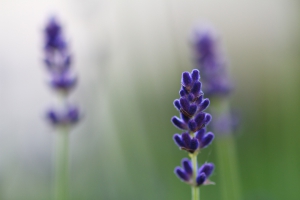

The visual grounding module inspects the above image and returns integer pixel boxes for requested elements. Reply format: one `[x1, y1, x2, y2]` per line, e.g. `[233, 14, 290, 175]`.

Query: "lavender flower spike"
[171, 69, 213, 133]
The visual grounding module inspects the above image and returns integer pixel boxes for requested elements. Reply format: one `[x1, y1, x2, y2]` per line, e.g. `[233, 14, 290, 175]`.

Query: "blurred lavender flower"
[43, 17, 80, 126]
[47, 105, 80, 126]
[174, 158, 215, 186]
[192, 25, 232, 97]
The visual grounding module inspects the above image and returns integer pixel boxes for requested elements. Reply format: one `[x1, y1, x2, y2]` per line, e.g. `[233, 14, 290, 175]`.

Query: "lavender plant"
[43, 17, 80, 200]
[192, 25, 241, 200]
[171, 69, 215, 200]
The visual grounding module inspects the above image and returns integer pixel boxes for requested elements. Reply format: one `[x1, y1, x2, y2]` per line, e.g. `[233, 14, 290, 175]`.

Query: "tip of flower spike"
[181, 72, 192, 88]
[191, 69, 200, 81]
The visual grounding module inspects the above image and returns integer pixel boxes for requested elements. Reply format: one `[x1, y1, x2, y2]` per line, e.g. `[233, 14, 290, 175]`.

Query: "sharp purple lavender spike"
[171, 69, 215, 197]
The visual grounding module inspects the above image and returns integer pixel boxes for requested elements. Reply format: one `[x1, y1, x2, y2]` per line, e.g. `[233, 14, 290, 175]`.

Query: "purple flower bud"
[182, 72, 192, 88]
[200, 132, 214, 148]
[173, 99, 181, 111]
[174, 158, 194, 182]
[46, 105, 80, 127]
[196, 163, 215, 186]
[171, 116, 188, 130]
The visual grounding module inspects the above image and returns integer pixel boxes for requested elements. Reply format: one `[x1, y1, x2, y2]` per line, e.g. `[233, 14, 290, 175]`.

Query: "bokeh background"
[0, 0, 300, 199]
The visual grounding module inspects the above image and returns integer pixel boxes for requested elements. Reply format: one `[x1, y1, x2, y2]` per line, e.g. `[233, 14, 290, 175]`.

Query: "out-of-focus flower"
[192, 25, 232, 97]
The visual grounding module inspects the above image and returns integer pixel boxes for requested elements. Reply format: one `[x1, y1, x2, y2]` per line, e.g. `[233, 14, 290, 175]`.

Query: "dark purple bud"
[190, 138, 199, 151]
[195, 113, 205, 127]
[67, 106, 80, 123]
[181, 132, 191, 147]
[173, 134, 184, 148]
[204, 113, 212, 125]
[195, 95, 203, 104]
[180, 113, 190, 123]
[188, 120, 197, 132]
[182, 158, 193, 177]
[191, 81, 201, 97]
[182, 72, 192, 88]
[50, 74, 77, 91]
[199, 163, 215, 178]
[188, 93, 195, 101]
[200, 132, 214, 148]
[174, 167, 190, 182]
[188, 104, 197, 116]
[47, 110, 60, 124]
[173, 100, 181, 111]
[191, 69, 200, 81]
[180, 97, 190, 113]
[196, 172, 206, 186]
[179, 89, 186, 97]
[195, 128, 206, 141]
[171, 117, 187, 130]
[199, 98, 210, 112]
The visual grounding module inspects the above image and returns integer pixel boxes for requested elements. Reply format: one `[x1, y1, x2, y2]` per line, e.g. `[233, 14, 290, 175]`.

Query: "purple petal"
[190, 138, 199, 151]
[199, 98, 210, 112]
[182, 158, 193, 177]
[173, 99, 181, 110]
[174, 167, 190, 182]
[196, 172, 206, 186]
[181, 133, 191, 147]
[171, 117, 187, 130]
[188, 120, 197, 132]
[182, 72, 192, 88]
[191, 69, 200, 81]
[173, 134, 184, 148]
[198, 163, 215, 178]
[204, 113, 212, 125]
[180, 98, 190, 113]
[191, 81, 202, 97]
[188, 105, 197, 116]
[195, 128, 206, 141]
[200, 132, 214, 148]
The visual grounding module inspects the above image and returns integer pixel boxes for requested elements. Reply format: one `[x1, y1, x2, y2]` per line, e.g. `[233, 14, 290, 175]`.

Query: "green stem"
[211, 98, 242, 200]
[191, 154, 199, 200]
[55, 126, 69, 200]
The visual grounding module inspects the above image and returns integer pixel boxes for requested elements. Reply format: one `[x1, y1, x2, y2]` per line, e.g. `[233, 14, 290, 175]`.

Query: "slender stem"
[211, 98, 242, 200]
[55, 126, 69, 200]
[191, 154, 199, 200]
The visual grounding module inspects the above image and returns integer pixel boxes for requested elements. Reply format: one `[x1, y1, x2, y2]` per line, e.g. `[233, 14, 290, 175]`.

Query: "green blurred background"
[0, 0, 300, 199]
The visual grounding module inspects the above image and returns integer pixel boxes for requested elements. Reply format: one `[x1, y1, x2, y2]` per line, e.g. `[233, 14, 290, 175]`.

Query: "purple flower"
[173, 128, 214, 153]
[47, 105, 80, 126]
[171, 70, 212, 133]
[174, 158, 215, 186]
[174, 158, 194, 183]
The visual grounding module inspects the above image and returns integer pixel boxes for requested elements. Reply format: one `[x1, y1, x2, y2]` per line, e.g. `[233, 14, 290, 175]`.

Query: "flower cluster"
[175, 158, 214, 186]
[43, 18, 80, 126]
[172, 69, 214, 186]
[192, 25, 231, 97]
